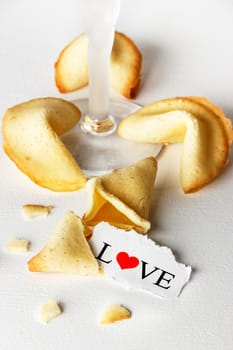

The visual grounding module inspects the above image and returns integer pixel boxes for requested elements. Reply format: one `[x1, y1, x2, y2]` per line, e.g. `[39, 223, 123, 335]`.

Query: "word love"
[90, 223, 192, 299]
[97, 246, 175, 291]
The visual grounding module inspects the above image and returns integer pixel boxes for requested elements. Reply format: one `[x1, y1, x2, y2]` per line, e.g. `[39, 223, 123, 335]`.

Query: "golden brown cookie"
[118, 97, 233, 193]
[2, 97, 86, 192]
[55, 32, 142, 98]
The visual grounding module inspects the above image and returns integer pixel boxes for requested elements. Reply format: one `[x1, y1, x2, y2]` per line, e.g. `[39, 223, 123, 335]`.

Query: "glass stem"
[81, 27, 116, 135]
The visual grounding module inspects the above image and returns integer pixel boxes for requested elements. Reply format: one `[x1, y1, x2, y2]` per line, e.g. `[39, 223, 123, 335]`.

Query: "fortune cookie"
[118, 97, 233, 193]
[28, 211, 99, 275]
[83, 157, 157, 234]
[2, 97, 86, 191]
[55, 32, 142, 98]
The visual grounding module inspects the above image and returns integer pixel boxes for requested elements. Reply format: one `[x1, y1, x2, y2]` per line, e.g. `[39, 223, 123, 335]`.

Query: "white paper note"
[89, 223, 192, 299]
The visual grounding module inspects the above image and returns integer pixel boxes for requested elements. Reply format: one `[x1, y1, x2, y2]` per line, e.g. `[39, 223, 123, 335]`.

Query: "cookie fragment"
[4, 238, 30, 254]
[38, 300, 62, 325]
[99, 304, 131, 324]
[28, 211, 99, 275]
[22, 204, 53, 219]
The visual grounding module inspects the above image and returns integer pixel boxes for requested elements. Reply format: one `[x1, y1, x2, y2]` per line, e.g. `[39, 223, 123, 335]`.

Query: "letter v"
[141, 260, 160, 280]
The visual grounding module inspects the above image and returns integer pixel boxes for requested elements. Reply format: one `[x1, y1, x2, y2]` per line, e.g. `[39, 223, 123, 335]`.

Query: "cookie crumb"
[99, 304, 131, 324]
[38, 300, 62, 325]
[22, 204, 53, 219]
[4, 238, 30, 253]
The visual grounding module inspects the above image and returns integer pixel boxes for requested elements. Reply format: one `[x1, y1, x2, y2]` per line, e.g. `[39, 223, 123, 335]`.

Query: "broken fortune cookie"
[83, 157, 157, 234]
[28, 211, 99, 275]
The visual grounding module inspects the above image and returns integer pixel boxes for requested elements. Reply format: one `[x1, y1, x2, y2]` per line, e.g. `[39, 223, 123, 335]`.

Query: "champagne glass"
[62, 0, 162, 176]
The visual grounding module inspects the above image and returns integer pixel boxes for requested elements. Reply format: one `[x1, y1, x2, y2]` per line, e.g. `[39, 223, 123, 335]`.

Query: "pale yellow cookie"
[28, 211, 99, 275]
[118, 97, 233, 193]
[55, 32, 142, 98]
[2, 98, 86, 192]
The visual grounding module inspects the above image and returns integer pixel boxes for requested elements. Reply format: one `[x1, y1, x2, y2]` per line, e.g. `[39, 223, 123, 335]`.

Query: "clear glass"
[62, 0, 162, 176]
[62, 98, 163, 176]
[81, 0, 120, 134]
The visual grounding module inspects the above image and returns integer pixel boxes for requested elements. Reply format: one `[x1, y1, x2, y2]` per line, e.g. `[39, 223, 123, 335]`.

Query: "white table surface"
[0, 0, 233, 349]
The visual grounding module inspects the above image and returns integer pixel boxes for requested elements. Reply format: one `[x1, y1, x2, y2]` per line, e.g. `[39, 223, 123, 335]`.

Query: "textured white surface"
[0, 0, 233, 349]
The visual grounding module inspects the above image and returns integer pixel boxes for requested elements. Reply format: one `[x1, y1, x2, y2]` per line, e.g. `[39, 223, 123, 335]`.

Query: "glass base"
[81, 114, 116, 135]
[61, 98, 163, 176]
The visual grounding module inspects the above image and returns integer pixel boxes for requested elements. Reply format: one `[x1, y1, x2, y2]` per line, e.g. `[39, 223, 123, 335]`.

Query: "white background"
[0, 0, 233, 349]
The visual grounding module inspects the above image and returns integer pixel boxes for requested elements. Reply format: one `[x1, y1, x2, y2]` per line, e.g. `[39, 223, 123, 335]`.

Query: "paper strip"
[90, 222, 191, 299]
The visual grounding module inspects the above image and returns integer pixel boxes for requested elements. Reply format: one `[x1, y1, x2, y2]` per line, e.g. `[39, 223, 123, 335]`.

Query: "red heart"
[116, 252, 139, 270]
